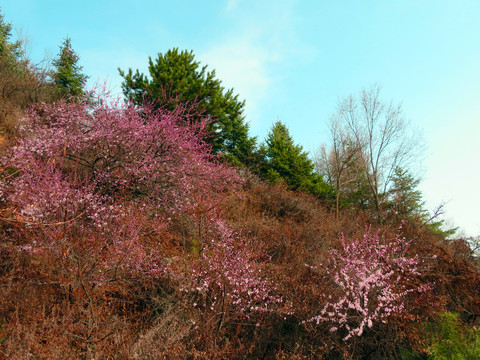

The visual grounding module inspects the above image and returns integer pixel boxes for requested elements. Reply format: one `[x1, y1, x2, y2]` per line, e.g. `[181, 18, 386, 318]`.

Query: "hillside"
[1, 10, 480, 360]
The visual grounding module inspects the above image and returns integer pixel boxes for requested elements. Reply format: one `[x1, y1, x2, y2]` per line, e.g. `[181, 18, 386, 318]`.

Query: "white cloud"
[199, 38, 272, 130]
[225, 0, 238, 12]
[199, 0, 307, 131]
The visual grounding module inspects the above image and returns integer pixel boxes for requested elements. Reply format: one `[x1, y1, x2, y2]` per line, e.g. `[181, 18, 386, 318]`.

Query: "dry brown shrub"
[130, 304, 195, 360]
[1, 164, 479, 359]
[0, 57, 58, 148]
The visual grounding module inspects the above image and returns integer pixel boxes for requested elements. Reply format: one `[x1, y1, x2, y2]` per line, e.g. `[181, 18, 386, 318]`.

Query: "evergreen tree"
[0, 11, 23, 66]
[387, 167, 425, 219]
[387, 167, 456, 236]
[261, 121, 333, 199]
[0, 10, 57, 138]
[118, 48, 256, 165]
[51, 37, 88, 97]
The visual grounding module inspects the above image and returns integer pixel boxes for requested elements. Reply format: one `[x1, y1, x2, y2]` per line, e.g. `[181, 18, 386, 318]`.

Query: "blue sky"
[2, 0, 480, 236]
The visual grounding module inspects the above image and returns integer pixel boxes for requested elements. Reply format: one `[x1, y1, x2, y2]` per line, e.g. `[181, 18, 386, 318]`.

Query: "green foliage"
[0, 10, 32, 82]
[0, 11, 23, 67]
[401, 312, 480, 360]
[336, 163, 372, 211]
[51, 37, 88, 97]
[427, 312, 480, 359]
[118, 48, 256, 165]
[385, 167, 457, 236]
[387, 167, 426, 218]
[260, 121, 334, 199]
[0, 10, 59, 140]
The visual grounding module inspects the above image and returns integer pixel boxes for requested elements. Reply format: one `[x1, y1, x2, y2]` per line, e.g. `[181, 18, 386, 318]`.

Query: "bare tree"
[318, 84, 422, 214]
[316, 112, 364, 217]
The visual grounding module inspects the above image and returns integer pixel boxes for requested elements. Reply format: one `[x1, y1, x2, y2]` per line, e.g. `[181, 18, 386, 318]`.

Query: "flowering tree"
[180, 219, 281, 337]
[0, 91, 249, 356]
[305, 226, 429, 341]
[188, 220, 280, 313]
[1, 92, 242, 278]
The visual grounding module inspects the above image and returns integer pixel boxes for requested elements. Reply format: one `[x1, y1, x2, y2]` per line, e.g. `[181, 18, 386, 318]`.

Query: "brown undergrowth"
[1, 171, 479, 359]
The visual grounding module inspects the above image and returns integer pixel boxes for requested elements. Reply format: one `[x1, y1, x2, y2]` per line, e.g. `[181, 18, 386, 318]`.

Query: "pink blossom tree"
[0, 92, 281, 354]
[181, 219, 281, 335]
[304, 226, 430, 340]
[1, 92, 241, 280]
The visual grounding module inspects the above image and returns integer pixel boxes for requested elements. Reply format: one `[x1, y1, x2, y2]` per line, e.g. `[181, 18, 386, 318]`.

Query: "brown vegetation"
[2, 167, 479, 359]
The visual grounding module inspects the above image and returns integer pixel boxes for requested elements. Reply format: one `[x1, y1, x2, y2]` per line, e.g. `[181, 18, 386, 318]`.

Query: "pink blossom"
[1, 91, 241, 282]
[304, 226, 429, 340]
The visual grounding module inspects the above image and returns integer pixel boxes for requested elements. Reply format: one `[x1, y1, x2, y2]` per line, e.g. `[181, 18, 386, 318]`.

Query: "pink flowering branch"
[182, 219, 281, 325]
[304, 226, 429, 341]
[1, 91, 241, 282]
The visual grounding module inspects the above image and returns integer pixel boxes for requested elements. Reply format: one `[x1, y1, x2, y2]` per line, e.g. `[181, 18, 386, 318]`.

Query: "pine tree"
[0, 11, 23, 66]
[261, 121, 333, 199]
[387, 167, 456, 236]
[51, 37, 88, 97]
[388, 167, 424, 218]
[118, 48, 256, 165]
